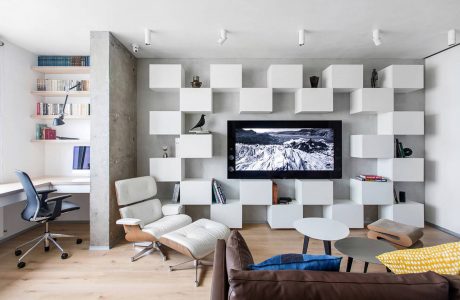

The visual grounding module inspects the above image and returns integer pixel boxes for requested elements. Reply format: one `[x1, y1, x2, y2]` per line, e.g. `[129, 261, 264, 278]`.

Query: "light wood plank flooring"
[0, 223, 457, 300]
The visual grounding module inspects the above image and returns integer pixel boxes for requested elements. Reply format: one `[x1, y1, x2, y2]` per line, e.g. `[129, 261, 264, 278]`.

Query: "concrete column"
[90, 32, 137, 249]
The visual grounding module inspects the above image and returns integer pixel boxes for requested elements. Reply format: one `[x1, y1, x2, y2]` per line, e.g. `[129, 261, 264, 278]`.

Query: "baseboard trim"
[426, 222, 460, 238]
[0, 224, 41, 244]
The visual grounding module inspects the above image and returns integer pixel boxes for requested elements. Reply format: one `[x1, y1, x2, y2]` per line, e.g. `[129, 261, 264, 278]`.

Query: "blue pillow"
[247, 254, 342, 271]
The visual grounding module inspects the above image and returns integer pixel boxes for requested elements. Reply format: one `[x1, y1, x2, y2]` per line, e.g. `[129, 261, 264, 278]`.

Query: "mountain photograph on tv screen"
[235, 128, 334, 171]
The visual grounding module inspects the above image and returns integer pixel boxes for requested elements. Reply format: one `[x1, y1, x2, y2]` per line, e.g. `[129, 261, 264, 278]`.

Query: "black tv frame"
[227, 120, 342, 179]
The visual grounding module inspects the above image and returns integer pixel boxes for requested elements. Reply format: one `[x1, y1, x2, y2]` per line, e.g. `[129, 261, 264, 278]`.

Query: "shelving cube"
[379, 201, 424, 228]
[267, 65, 303, 91]
[295, 88, 333, 113]
[211, 199, 242, 228]
[149, 111, 183, 135]
[323, 200, 364, 228]
[350, 179, 393, 205]
[378, 65, 424, 93]
[295, 180, 333, 205]
[179, 134, 212, 158]
[350, 135, 394, 158]
[210, 64, 242, 91]
[180, 88, 213, 113]
[240, 180, 272, 205]
[239, 88, 273, 113]
[180, 179, 212, 205]
[149, 158, 183, 182]
[322, 65, 363, 92]
[149, 64, 184, 89]
[377, 158, 424, 182]
[350, 88, 394, 114]
[267, 201, 303, 229]
[377, 112, 424, 135]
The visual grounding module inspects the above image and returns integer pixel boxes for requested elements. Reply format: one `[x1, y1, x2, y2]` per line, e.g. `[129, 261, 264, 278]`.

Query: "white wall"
[425, 46, 460, 235]
[0, 39, 44, 183]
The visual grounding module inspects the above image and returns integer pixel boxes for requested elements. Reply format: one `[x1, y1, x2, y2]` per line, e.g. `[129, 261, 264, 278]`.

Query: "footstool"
[159, 218, 230, 286]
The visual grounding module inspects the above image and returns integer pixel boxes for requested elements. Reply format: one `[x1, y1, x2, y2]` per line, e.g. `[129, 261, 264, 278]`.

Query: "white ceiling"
[0, 0, 459, 59]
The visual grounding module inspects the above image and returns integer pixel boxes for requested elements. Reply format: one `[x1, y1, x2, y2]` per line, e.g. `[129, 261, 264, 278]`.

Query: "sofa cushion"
[228, 270, 449, 300]
[226, 230, 254, 274]
[248, 254, 341, 271]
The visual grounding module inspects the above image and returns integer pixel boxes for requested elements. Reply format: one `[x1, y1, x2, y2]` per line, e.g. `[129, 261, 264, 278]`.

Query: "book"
[272, 182, 279, 205]
[212, 179, 227, 204]
[171, 183, 180, 203]
[35, 124, 47, 140]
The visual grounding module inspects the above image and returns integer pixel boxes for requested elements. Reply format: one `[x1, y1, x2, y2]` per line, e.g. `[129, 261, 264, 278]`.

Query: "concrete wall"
[90, 32, 137, 249]
[137, 58, 424, 223]
[425, 46, 460, 235]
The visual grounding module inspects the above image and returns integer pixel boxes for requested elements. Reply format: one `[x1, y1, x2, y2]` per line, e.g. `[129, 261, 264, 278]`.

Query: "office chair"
[14, 170, 82, 268]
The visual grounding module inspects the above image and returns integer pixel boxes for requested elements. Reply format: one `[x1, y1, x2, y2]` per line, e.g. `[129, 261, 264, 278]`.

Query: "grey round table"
[334, 237, 396, 273]
[293, 218, 350, 255]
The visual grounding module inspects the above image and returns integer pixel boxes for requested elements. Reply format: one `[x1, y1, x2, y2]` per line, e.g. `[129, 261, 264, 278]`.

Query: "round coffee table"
[293, 218, 350, 255]
[334, 237, 396, 273]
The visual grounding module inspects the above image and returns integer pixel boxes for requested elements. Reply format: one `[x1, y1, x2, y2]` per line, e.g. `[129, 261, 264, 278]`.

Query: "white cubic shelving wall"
[149, 64, 184, 89]
[377, 112, 424, 135]
[295, 88, 333, 113]
[179, 134, 212, 158]
[350, 135, 394, 158]
[322, 65, 363, 92]
[267, 201, 303, 229]
[323, 200, 364, 228]
[378, 65, 424, 93]
[149, 158, 183, 182]
[211, 200, 242, 229]
[350, 88, 394, 114]
[239, 88, 273, 113]
[377, 158, 424, 182]
[267, 65, 303, 92]
[379, 201, 424, 228]
[180, 179, 212, 205]
[295, 180, 333, 205]
[350, 179, 393, 205]
[240, 180, 272, 205]
[180, 88, 213, 113]
[210, 64, 242, 91]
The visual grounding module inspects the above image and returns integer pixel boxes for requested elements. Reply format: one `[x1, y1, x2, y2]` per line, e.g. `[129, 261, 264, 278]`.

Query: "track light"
[373, 29, 382, 46]
[298, 29, 305, 46]
[448, 29, 456, 46]
[144, 28, 152, 46]
[217, 29, 227, 45]
[131, 43, 140, 53]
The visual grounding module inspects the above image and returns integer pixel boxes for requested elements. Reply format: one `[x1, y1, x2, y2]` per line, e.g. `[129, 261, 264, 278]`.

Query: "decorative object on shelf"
[172, 183, 180, 203]
[189, 114, 207, 133]
[393, 188, 399, 204]
[399, 191, 406, 203]
[53, 82, 81, 126]
[279, 197, 293, 204]
[395, 138, 413, 158]
[371, 68, 378, 88]
[403, 148, 413, 157]
[368, 219, 424, 248]
[191, 75, 202, 88]
[309, 76, 319, 88]
[162, 146, 169, 158]
[272, 182, 279, 204]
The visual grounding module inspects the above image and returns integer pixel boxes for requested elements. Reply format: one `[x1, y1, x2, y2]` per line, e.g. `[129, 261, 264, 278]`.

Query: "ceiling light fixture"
[217, 29, 227, 45]
[373, 29, 382, 46]
[144, 28, 152, 46]
[448, 29, 456, 46]
[298, 29, 305, 46]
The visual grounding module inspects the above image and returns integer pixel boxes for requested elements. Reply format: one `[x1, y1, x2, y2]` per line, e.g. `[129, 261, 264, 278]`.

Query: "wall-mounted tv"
[227, 120, 342, 179]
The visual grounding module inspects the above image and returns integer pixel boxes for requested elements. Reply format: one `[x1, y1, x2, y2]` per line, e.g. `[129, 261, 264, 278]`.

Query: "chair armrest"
[45, 194, 71, 203]
[37, 189, 57, 195]
[116, 218, 142, 226]
[162, 203, 184, 216]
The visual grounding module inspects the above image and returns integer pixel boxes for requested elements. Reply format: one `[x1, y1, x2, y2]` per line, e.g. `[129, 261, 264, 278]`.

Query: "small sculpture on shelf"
[162, 146, 169, 158]
[309, 76, 319, 88]
[371, 69, 378, 88]
[191, 75, 202, 88]
[189, 114, 209, 134]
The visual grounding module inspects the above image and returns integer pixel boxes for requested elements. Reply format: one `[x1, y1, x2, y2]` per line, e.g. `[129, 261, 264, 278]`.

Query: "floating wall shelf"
[378, 65, 424, 93]
[350, 88, 394, 114]
[31, 139, 90, 144]
[377, 111, 424, 135]
[350, 178, 394, 205]
[377, 158, 424, 182]
[267, 201, 303, 229]
[180, 88, 213, 113]
[295, 88, 333, 113]
[31, 91, 90, 97]
[379, 201, 424, 227]
[31, 66, 90, 74]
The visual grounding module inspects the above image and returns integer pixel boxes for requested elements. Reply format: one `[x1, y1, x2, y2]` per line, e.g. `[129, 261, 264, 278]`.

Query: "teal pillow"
[248, 254, 342, 271]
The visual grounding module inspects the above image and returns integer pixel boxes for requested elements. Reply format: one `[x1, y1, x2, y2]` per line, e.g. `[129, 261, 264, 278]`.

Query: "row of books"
[36, 103, 91, 116]
[355, 175, 388, 182]
[212, 179, 227, 204]
[35, 124, 56, 140]
[36, 79, 89, 92]
[38, 56, 90, 66]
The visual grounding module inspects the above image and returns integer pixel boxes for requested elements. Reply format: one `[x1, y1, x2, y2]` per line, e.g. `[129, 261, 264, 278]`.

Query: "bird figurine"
[189, 114, 207, 132]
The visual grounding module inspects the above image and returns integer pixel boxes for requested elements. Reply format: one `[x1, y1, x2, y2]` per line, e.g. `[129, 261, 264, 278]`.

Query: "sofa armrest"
[116, 218, 142, 226]
[162, 203, 184, 216]
[211, 239, 228, 300]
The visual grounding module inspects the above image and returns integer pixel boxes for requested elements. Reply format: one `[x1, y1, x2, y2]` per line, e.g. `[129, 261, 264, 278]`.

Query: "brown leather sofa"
[211, 233, 460, 300]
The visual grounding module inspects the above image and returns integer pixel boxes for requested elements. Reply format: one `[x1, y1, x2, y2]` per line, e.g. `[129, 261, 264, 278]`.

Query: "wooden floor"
[0, 223, 458, 300]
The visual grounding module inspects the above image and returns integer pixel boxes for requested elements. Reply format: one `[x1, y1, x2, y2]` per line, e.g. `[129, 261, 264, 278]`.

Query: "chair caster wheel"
[17, 261, 26, 269]
[169, 266, 173, 272]
[61, 253, 69, 259]
[44, 246, 50, 252]
[76, 238, 82, 244]
[15, 249, 22, 256]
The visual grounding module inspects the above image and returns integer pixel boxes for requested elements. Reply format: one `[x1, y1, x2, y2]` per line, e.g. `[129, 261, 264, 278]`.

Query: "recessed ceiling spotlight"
[217, 29, 228, 45]
[448, 29, 456, 46]
[144, 28, 152, 46]
[373, 29, 382, 46]
[298, 29, 305, 46]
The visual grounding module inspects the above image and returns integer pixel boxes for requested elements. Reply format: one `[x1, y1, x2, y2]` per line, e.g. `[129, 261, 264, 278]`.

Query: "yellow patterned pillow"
[377, 242, 460, 275]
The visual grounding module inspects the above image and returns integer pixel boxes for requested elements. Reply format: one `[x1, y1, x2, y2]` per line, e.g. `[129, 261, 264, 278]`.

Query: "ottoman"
[160, 218, 230, 286]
